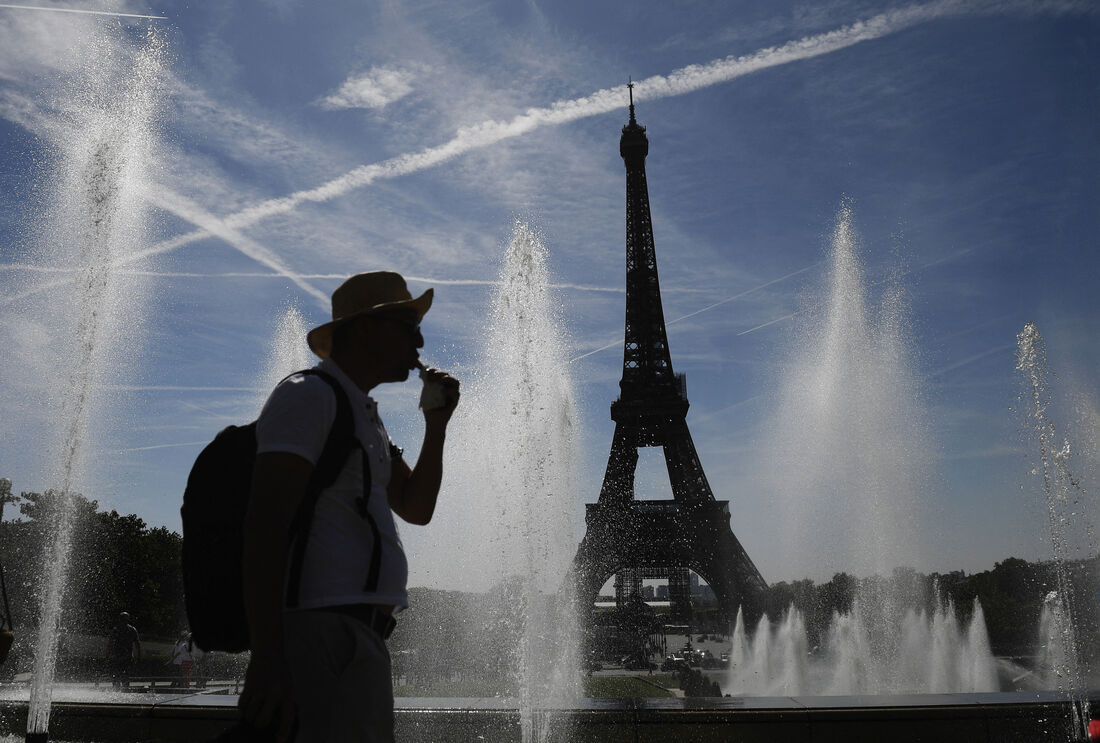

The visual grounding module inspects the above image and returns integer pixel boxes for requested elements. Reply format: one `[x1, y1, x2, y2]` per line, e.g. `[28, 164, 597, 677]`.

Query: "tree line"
[0, 482, 186, 645]
[2, 477, 1095, 673]
[757, 557, 1100, 660]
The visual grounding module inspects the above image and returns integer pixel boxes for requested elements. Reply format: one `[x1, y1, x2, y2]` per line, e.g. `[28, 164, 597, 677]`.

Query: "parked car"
[582, 655, 603, 672]
[624, 655, 657, 671]
[661, 654, 688, 672]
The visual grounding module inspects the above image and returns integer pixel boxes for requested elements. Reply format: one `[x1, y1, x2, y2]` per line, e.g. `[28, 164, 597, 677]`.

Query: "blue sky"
[0, 0, 1097, 587]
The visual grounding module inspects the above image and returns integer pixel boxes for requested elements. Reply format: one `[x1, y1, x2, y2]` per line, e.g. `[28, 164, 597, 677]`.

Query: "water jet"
[15, 22, 166, 742]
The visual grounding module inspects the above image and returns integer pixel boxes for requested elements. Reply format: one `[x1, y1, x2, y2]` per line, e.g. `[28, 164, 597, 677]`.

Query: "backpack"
[181, 369, 358, 653]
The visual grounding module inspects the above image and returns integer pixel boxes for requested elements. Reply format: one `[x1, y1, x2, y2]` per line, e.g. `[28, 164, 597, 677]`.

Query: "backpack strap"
[357, 448, 383, 593]
[283, 369, 360, 608]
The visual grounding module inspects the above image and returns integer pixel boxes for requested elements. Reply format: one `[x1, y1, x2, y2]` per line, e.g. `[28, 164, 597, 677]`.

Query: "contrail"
[0, 3, 166, 19]
[220, 0, 962, 227]
[570, 337, 621, 364]
[925, 343, 1015, 380]
[103, 385, 260, 392]
[671, 262, 820, 325]
[8, 0, 1093, 305]
[117, 441, 207, 452]
[570, 261, 818, 362]
[737, 312, 800, 337]
[125, 0, 968, 268]
[146, 188, 330, 305]
[727, 233, 982, 340]
[0, 264, 625, 291]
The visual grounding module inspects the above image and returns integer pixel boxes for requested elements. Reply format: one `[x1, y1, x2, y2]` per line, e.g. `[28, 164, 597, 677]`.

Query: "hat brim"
[307, 288, 433, 359]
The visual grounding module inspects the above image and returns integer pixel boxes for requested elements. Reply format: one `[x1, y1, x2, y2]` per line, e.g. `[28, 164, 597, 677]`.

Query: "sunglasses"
[374, 313, 421, 336]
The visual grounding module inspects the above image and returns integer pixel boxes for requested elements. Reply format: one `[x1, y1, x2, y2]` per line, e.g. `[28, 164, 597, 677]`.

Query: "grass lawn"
[583, 675, 675, 698]
[646, 673, 679, 689]
[394, 679, 512, 697]
[394, 674, 681, 699]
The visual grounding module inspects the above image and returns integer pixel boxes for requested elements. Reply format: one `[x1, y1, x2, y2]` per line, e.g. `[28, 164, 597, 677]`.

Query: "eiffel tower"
[571, 87, 767, 626]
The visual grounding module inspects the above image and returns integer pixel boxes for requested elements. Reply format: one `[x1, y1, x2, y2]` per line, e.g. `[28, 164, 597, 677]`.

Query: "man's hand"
[389, 367, 459, 525]
[418, 366, 460, 426]
[239, 651, 297, 742]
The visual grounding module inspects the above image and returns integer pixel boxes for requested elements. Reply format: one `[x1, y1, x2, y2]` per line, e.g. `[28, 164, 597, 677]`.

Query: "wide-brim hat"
[307, 271, 433, 359]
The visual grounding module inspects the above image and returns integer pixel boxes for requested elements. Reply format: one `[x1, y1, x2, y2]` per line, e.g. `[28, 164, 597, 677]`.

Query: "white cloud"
[317, 65, 424, 111]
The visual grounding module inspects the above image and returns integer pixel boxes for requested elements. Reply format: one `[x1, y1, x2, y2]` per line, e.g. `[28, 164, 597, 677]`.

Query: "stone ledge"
[1, 692, 1094, 742]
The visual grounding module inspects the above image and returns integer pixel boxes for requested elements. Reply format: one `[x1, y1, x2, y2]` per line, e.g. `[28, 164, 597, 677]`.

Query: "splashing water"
[767, 204, 930, 581]
[1037, 591, 1076, 688]
[727, 597, 998, 696]
[254, 304, 312, 413]
[766, 203, 931, 603]
[20, 25, 167, 738]
[426, 222, 581, 740]
[1016, 322, 1091, 737]
[744, 203, 1013, 699]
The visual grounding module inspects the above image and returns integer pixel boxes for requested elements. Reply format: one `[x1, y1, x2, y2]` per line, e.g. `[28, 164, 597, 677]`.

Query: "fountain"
[729, 203, 1099, 710]
[727, 597, 999, 696]
[765, 202, 930, 584]
[744, 202, 959, 689]
[254, 303, 312, 412]
[410, 221, 582, 741]
[9, 22, 167, 742]
[1016, 322, 1095, 738]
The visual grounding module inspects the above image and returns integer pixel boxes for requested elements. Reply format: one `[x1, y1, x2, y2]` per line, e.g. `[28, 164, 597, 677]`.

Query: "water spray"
[21, 21, 166, 743]
[1016, 321, 1091, 739]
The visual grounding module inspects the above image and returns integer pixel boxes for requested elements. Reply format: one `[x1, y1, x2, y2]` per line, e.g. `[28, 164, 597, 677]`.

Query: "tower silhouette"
[571, 87, 767, 625]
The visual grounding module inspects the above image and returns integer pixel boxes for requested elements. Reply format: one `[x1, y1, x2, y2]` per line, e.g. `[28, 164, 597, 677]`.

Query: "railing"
[90, 675, 241, 693]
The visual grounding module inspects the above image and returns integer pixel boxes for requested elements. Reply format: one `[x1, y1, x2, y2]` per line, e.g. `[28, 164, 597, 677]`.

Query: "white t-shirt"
[171, 639, 193, 665]
[255, 358, 409, 611]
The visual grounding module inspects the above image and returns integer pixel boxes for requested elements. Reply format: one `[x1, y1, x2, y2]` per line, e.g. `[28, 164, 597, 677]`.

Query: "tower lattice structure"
[571, 89, 767, 624]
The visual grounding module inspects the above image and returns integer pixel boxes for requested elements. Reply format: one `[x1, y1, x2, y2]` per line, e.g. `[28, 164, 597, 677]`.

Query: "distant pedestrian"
[170, 631, 195, 688]
[192, 636, 207, 688]
[106, 611, 141, 689]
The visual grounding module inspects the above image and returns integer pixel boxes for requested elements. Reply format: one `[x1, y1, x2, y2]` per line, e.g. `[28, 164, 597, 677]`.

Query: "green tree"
[0, 486, 186, 644]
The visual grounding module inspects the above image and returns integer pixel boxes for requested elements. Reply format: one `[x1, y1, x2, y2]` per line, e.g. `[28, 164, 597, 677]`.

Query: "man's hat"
[307, 271, 433, 359]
